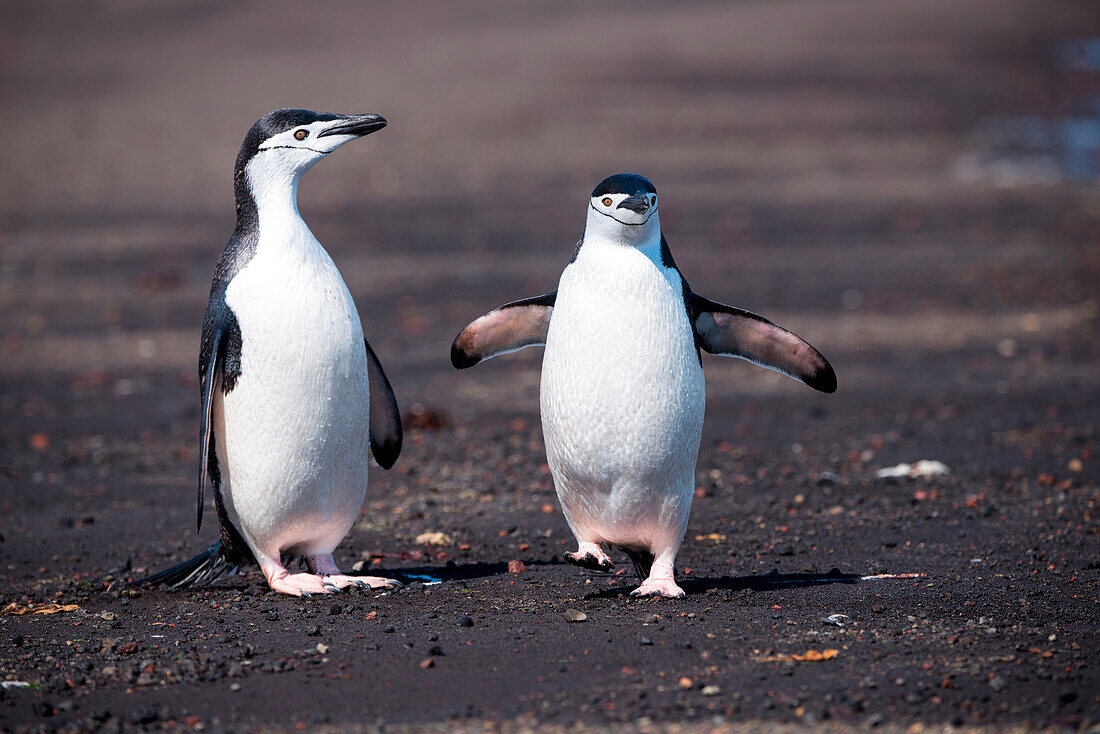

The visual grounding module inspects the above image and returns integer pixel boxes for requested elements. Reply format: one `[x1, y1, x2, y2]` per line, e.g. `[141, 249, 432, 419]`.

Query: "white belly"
[216, 235, 370, 561]
[540, 244, 704, 550]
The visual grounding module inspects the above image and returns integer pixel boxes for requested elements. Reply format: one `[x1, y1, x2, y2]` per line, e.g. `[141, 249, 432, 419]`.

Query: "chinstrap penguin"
[136, 108, 403, 597]
[451, 174, 836, 597]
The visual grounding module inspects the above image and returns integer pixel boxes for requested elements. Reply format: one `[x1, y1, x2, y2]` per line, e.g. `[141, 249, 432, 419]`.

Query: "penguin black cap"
[592, 174, 658, 198]
[235, 108, 387, 170]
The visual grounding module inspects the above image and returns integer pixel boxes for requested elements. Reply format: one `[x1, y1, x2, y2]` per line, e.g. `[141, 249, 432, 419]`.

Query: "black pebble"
[458, 616, 474, 627]
[129, 706, 160, 725]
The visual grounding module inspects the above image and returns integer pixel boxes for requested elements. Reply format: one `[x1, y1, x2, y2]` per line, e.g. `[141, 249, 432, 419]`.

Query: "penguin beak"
[317, 114, 387, 138]
[617, 194, 650, 214]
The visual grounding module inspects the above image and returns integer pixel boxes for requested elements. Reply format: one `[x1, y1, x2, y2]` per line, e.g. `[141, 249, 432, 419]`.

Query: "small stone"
[822, 614, 852, 627]
[563, 608, 587, 623]
[306, 625, 321, 636]
[229, 683, 241, 692]
[678, 677, 693, 690]
[316, 643, 329, 654]
[458, 616, 474, 628]
[701, 685, 721, 696]
[415, 531, 453, 547]
[640, 637, 653, 646]
[508, 559, 526, 573]
[871, 604, 886, 614]
[419, 658, 435, 669]
[428, 645, 444, 657]
[329, 603, 342, 616]
[383, 626, 395, 633]
[989, 676, 1006, 692]
[129, 707, 159, 724]
[265, 611, 278, 622]
[352, 560, 366, 572]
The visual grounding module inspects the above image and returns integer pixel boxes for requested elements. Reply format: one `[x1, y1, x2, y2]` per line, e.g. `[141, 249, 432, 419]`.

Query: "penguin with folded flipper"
[452, 174, 835, 597]
[137, 109, 403, 597]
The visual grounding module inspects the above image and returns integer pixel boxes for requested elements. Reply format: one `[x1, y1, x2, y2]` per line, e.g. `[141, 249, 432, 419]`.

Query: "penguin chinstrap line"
[451, 174, 836, 598]
[136, 109, 403, 597]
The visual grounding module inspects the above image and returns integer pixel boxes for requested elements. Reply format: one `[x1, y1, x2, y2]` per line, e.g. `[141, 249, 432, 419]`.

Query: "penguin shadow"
[369, 558, 561, 587]
[581, 568, 861, 600]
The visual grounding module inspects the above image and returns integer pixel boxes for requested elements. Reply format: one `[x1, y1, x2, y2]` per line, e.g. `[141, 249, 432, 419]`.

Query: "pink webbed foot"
[564, 542, 614, 573]
[631, 577, 686, 598]
[307, 554, 402, 593]
[259, 555, 402, 597]
[264, 570, 330, 598]
[630, 557, 685, 598]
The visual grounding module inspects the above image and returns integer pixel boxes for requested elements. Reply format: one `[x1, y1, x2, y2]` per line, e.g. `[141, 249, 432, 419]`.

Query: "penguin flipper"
[690, 294, 837, 393]
[450, 291, 556, 369]
[197, 324, 226, 532]
[364, 338, 402, 469]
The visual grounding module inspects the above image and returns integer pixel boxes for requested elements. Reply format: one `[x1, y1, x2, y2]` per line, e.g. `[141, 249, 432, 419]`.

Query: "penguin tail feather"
[622, 548, 655, 580]
[130, 541, 238, 589]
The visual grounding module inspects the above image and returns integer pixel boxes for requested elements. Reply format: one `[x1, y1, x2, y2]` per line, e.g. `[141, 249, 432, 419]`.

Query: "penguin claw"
[300, 590, 312, 598]
[630, 578, 685, 598]
[315, 574, 400, 592]
[565, 550, 614, 573]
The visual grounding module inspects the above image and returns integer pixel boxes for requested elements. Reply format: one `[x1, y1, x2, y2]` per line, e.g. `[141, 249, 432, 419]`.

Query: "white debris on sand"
[414, 531, 453, 546]
[875, 460, 950, 480]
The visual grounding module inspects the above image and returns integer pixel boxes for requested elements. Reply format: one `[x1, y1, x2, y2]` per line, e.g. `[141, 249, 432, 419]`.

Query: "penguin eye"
[651, 196, 657, 206]
[601, 197, 613, 207]
[293, 129, 309, 141]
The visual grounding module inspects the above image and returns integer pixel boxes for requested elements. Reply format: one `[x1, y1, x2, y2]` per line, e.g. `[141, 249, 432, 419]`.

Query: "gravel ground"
[1, 1, 1098, 732]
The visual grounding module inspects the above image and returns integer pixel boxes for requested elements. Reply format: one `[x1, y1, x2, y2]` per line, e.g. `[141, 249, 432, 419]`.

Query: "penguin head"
[234, 108, 386, 199]
[585, 174, 660, 244]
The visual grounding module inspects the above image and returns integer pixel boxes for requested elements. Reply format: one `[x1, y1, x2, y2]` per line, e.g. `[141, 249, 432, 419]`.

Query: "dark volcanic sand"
[1, 1, 1098, 731]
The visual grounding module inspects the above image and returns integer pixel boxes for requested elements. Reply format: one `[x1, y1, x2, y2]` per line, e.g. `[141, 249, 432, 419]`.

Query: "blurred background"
[1, 0, 1098, 727]
[3, 0, 1096, 466]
